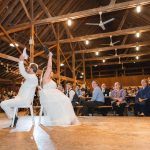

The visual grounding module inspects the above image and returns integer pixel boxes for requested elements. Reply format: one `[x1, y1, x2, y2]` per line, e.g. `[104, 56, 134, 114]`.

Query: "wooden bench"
[75, 103, 135, 116]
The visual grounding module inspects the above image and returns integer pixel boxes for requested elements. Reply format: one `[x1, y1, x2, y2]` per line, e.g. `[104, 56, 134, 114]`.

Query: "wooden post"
[72, 46, 76, 85]
[83, 53, 86, 83]
[90, 66, 93, 79]
[57, 25, 60, 84]
[30, 24, 34, 62]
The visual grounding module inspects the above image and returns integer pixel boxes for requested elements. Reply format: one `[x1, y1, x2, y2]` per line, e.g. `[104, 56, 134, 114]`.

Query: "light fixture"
[94, 65, 98, 67]
[67, 19, 72, 26]
[80, 75, 83, 78]
[81, 72, 84, 75]
[9, 43, 19, 47]
[135, 32, 140, 38]
[136, 56, 139, 60]
[60, 63, 64, 67]
[95, 51, 99, 56]
[85, 40, 89, 45]
[102, 59, 106, 63]
[136, 45, 140, 51]
[136, 5, 141, 13]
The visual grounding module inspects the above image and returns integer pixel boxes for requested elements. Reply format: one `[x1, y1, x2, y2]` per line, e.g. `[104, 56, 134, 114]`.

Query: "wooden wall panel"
[86, 75, 150, 88]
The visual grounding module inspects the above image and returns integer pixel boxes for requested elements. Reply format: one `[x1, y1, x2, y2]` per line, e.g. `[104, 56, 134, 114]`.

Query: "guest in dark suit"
[101, 83, 110, 96]
[134, 79, 150, 116]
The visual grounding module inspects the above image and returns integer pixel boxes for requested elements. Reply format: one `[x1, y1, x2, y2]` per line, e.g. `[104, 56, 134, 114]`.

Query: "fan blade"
[112, 41, 120, 45]
[99, 23, 106, 30]
[85, 23, 99, 26]
[103, 18, 115, 25]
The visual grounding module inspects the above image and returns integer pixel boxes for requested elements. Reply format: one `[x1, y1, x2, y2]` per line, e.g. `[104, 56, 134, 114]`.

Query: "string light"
[9, 43, 19, 47]
[85, 40, 89, 45]
[136, 56, 139, 60]
[102, 59, 106, 63]
[67, 19, 72, 26]
[95, 51, 99, 56]
[136, 45, 140, 51]
[80, 75, 83, 78]
[60, 63, 64, 67]
[136, 5, 141, 13]
[135, 32, 141, 38]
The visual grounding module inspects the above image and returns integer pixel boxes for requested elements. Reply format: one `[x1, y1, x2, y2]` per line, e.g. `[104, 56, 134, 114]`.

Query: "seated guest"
[75, 85, 81, 97]
[111, 82, 126, 116]
[134, 79, 150, 116]
[81, 80, 104, 116]
[101, 83, 110, 96]
[57, 84, 64, 93]
[65, 83, 79, 106]
[65, 83, 75, 102]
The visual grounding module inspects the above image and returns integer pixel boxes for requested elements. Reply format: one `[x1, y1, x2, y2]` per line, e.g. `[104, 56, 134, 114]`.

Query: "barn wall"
[86, 75, 150, 88]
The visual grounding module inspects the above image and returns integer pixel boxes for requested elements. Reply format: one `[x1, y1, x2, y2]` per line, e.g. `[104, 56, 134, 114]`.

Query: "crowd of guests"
[1, 78, 150, 116]
[63, 79, 150, 116]
[0, 89, 17, 102]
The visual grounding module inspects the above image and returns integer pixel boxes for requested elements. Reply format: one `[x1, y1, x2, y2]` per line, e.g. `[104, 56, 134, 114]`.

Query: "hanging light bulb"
[81, 72, 84, 75]
[136, 45, 140, 51]
[136, 5, 141, 13]
[136, 56, 139, 60]
[60, 63, 64, 67]
[85, 40, 89, 45]
[135, 32, 141, 38]
[67, 19, 72, 26]
[102, 59, 106, 63]
[95, 51, 99, 56]
[9, 43, 19, 47]
[80, 75, 83, 78]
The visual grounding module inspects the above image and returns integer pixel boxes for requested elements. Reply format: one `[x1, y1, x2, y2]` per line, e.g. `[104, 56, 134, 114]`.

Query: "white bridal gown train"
[39, 80, 80, 126]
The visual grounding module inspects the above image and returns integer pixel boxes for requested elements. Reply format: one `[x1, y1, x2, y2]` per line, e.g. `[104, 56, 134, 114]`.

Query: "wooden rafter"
[32, 0, 150, 25]
[76, 51, 150, 62]
[19, 0, 32, 21]
[0, 24, 21, 54]
[44, 25, 150, 45]
[73, 40, 150, 54]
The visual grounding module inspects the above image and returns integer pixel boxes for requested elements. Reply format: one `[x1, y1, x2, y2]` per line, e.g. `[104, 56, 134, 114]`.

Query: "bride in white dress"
[39, 52, 79, 126]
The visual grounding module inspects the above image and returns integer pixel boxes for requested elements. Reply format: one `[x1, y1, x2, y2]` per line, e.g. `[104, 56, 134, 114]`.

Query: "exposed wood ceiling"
[0, 0, 150, 82]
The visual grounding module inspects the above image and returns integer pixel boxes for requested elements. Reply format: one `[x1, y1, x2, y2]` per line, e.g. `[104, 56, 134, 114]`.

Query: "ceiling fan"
[100, 35, 120, 46]
[85, 12, 115, 30]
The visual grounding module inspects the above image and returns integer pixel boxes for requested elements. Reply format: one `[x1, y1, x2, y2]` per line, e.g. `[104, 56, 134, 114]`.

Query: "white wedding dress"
[39, 80, 80, 126]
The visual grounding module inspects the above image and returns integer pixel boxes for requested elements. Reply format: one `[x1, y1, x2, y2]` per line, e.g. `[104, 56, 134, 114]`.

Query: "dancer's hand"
[19, 54, 24, 61]
[38, 86, 42, 90]
[49, 52, 53, 57]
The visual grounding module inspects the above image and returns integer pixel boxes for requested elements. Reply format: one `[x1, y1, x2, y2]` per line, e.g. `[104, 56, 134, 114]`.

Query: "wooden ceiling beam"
[19, 0, 32, 21]
[0, 24, 21, 54]
[87, 58, 150, 67]
[76, 51, 150, 62]
[1, 0, 150, 37]
[44, 25, 150, 45]
[33, 0, 150, 25]
[74, 40, 150, 54]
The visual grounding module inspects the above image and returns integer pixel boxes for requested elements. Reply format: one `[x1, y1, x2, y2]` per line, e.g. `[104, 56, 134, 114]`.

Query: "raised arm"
[19, 54, 30, 79]
[43, 52, 53, 82]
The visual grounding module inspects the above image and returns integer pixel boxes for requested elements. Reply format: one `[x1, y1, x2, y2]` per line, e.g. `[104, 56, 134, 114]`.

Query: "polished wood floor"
[0, 113, 150, 150]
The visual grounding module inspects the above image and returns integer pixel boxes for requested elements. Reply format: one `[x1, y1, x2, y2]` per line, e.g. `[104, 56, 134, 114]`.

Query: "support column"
[72, 47, 76, 85]
[90, 66, 93, 80]
[57, 25, 60, 84]
[83, 53, 86, 83]
[30, 24, 34, 62]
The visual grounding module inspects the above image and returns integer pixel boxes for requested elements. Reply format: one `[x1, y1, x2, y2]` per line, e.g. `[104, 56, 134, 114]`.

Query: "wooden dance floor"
[0, 113, 150, 150]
